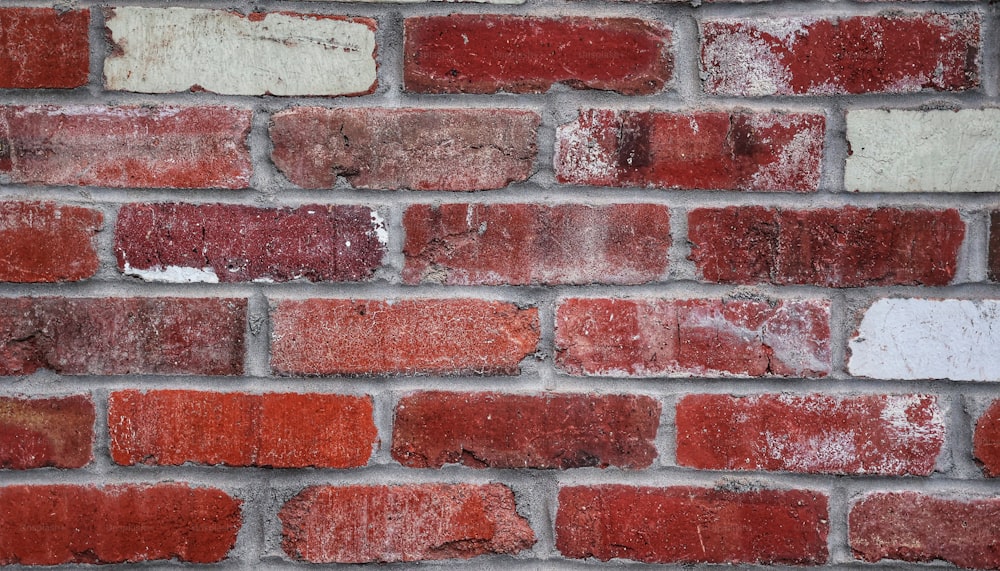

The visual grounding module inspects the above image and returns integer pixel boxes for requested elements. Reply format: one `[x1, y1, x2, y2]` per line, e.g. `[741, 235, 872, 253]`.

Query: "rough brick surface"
[404, 16, 672, 95]
[557, 486, 829, 564]
[271, 299, 538, 376]
[555, 110, 824, 191]
[115, 203, 385, 283]
[702, 14, 980, 96]
[0, 202, 102, 283]
[975, 400, 1000, 477]
[0, 105, 251, 188]
[676, 394, 944, 475]
[556, 298, 830, 378]
[0, 297, 246, 376]
[0, 8, 89, 89]
[280, 484, 535, 563]
[688, 207, 964, 287]
[109, 390, 376, 468]
[990, 212, 1000, 282]
[270, 107, 538, 191]
[850, 492, 1000, 569]
[392, 392, 660, 469]
[0, 484, 240, 565]
[0, 395, 94, 469]
[403, 204, 670, 285]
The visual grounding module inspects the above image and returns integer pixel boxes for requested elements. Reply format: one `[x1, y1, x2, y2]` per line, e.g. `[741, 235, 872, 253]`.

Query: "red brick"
[0, 484, 240, 565]
[109, 390, 376, 468]
[850, 492, 1000, 569]
[404, 16, 671, 95]
[0, 202, 102, 282]
[989, 212, 1000, 282]
[557, 486, 828, 564]
[403, 204, 670, 285]
[974, 400, 1000, 477]
[271, 299, 538, 376]
[0, 8, 89, 89]
[0, 297, 245, 376]
[676, 394, 943, 475]
[270, 108, 538, 191]
[689, 207, 964, 287]
[280, 484, 535, 563]
[556, 298, 830, 378]
[0, 395, 94, 469]
[115, 203, 385, 283]
[702, 14, 980, 95]
[0, 106, 251, 188]
[392, 392, 660, 469]
[556, 110, 824, 191]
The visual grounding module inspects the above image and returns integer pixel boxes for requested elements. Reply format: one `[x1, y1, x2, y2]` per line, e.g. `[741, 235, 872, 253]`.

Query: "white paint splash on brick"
[369, 211, 388, 246]
[553, 116, 615, 185]
[701, 25, 792, 96]
[123, 263, 220, 284]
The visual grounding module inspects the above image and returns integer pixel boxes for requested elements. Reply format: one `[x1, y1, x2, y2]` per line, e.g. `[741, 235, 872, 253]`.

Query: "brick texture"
[0, 8, 89, 89]
[0, 395, 94, 469]
[974, 399, 1000, 477]
[0, 202, 102, 283]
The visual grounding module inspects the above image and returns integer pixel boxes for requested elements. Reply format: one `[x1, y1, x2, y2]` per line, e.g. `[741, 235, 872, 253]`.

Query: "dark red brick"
[0, 8, 89, 89]
[0, 395, 94, 469]
[0, 202, 102, 282]
[989, 212, 1000, 282]
[974, 399, 1000, 477]
[392, 392, 660, 469]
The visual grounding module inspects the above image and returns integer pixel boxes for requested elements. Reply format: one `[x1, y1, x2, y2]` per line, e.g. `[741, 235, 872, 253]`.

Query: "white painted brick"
[104, 7, 377, 96]
[845, 109, 1000, 192]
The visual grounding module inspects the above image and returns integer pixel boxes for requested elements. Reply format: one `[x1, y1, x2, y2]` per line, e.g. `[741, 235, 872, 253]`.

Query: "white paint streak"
[123, 263, 220, 284]
[369, 211, 388, 246]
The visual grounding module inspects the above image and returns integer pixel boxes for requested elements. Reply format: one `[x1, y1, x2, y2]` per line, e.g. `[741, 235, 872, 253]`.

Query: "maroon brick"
[0, 395, 94, 469]
[556, 298, 830, 378]
[403, 204, 670, 285]
[989, 212, 1000, 282]
[0, 8, 89, 89]
[0, 297, 245, 376]
[404, 16, 672, 95]
[0, 202, 102, 282]
[557, 486, 828, 564]
[974, 399, 1000, 477]
[0, 484, 240, 565]
[556, 110, 824, 191]
[270, 108, 538, 191]
[392, 392, 660, 469]
[689, 207, 964, 287]
[280, 484, 535, 563]
[0, 106, 251, 188]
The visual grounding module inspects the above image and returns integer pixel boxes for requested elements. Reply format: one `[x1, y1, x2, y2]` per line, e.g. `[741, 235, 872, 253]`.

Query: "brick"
[556, 298, 830, 378]
[846, 109, 1000, 192]
[270, 108, 538, 191]
[392, 392, 660, 469]
[104, 7, 376, 96]
[557, 486, 828, 564]
[0, 105, 251, 189]
[555, 109, 824, 191]
[403, 204, 670, 285]
[404, 16, 671, 95]
[990, 212, 1000, 282]
[0, 484, 240, 565]
[850, 492, 1000, 569]
[0, 395, 94, 469]
[280, 484, 535, 563]
[109, 390, 376, 468]
[0, 202, 102, 283]
[688, 207, 964, 287]
[849, 299, 1000, 381]
[0, 8, 89, 89]
[676, 394, 943, 475]
[115, 203, 385, 284]
[272, 299, 538, 376]
[975, 400, 1000, 477]
[0, 297, 245, 376]
[702, 14, 979, 96]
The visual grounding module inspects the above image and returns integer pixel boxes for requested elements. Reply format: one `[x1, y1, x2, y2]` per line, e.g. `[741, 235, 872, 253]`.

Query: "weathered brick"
[555, 110, 824, 191]
[556, 298, 830, 378]
[115, 203, 385, 284]
[0, 484, 240, 565]
[0, 8, 89, 89]
[0, 297, 245, 376]
[0, 202, 102, 283]
[403, 204, 670, 285]
[270, 108, 538, 191]
[975, 400, 1000, 477]
[0, 395, 94, 469]
[0, 105, 251, 188]
[280, 484, 535, 563]
[104, 7, 376, 96]
[557, 486, 828, 564]
[109, 390, 376, 468]
[404, 16, 671, 95]
[702, 14, 979, 96]
[688, 207, 964, 287]
[990, 212, 1000, 282]
[271, 299, 538, 376]
[676, 394, 943, 475]
[392, 392, 660, 469]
